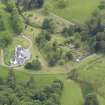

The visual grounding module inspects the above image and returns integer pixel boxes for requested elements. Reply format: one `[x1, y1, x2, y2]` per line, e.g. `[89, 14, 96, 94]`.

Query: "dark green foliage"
[25, 57, 42, 70]
[5, 2, 16, 12]
[6, 69, 16, 89]
[42, 18, 55, 33]
[84, 93, 99, 105]
[16, 0, 44, 10]
[30, 0, 44, 8]
[98, 0, 105, 10]
[11, 8, 24, 34]
[0, 32, 12, 48]
[62, 26, 74, 37]
[0, 70, 63, 105]
[65, 51, 73, 61]
[44, 42, 64, 66]
[55, 0, 68, 9]
[69, 69, 78, 81]
[26, 76, 36, 89]
[36, 30, 51, 48]
[33, 80, 63, 105]
[0, 18, 5, 31]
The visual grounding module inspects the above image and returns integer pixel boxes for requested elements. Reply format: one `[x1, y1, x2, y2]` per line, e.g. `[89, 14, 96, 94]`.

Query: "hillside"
[44, 0, 100, 23]
[0, 3, 13, 34]
[0, 0, 105, 105]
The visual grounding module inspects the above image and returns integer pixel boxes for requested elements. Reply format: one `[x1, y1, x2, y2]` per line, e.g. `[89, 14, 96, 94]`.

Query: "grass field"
[45, 0, 100, 23]
[1, 1, 105, 104]
[0, 65, 84, 105]
[73, 54, 105, 105]
[98, 95, 105, 105]
[0, 66, 66, 88]
[77, 55, 105, 88]
[61, 80, 83, 105]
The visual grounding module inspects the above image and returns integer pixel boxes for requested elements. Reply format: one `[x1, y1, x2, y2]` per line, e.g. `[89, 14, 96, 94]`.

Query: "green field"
[45, 0, 100, 23]
[0, 66, 83, 105]
[77, 55, 105, 90]
[61, 80, 83, 105]
[0, 65, 84, 105]
[72, 54, 105, 105]
[0, 66, 66, 88]
[1, 0, 105, 105]
[1, 53, 105, 105]
[98, 95, 105, 105]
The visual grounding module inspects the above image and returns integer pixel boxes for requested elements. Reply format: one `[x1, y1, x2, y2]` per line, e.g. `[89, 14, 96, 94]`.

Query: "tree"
[34, 0, 44, 8]
[25, 57, 42, 70]
[6, 69, 16, 89]
[0, 77, 4, 85]
[11, 8, 24, 34]
[69, 69, 78, 80]
[84, 93, 99, 105]
[1, 0, 9, 5]
[52, 80, 64, 91]
[65, 51, 73, 61]
[42, 18, 55, 33]
[56, 0, 68, 9]
[35, 30, 51, 48]
[31, 58, 42, 70]
[62, 26, 74, 37]
[98, 0, 105, 10]
[0, 18, 5, 31]
[0, 32, 12, 48]
[26, 76, 36, 89]
[19, 0, 44, 10]
[6, 2, 16, 12]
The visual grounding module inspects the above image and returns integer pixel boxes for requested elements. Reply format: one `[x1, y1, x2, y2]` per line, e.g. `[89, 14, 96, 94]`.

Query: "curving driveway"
[22, 35, 32, 50]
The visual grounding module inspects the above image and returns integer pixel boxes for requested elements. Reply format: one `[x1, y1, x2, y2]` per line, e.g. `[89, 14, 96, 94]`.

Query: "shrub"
[25, 58, 42, 70]
[56, 0, 68, 9]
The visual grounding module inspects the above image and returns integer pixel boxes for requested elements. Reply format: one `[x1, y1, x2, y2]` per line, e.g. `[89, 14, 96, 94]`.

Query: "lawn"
[61, 80, 83, 105]
[77, 55, 105, 88]
[0, 66, 66, 88]
[72, 54, 105, 105]
[98, 95, 105, 105]
[45, 0, 100, 23]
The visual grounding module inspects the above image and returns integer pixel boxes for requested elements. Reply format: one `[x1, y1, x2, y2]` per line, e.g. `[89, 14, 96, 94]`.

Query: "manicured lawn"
[45, 0, 100, 23]
[98, 95, 105, 105]
[0, 66, 67, 88]
[61, 80, 83, 105]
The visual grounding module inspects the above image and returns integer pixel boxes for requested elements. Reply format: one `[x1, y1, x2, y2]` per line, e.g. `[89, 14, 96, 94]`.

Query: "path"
[50, 13, 75, 25]
[22, 35, 32, 50]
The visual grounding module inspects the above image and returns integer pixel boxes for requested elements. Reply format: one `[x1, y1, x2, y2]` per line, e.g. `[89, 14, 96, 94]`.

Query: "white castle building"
[11, 45, 31, 66]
